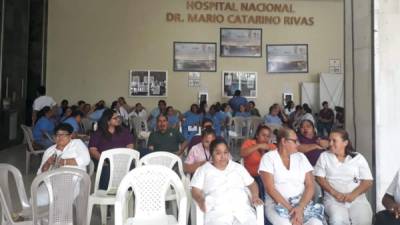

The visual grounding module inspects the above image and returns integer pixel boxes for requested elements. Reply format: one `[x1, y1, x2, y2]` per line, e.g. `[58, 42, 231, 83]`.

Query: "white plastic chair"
[114, 165, 187, 225]
[20, 125, 46, 174]
[228, 117, 248, 159]
[0, 164, 32, 225]
[192, 189, 264, 225]
[87, 148, 140, 225]
[130, 116, 150, 147]
[139, 152, 190, 223]
[31, 167, 91, 225]
[80, 118, 93, 134]
[246, 116, 264, 138]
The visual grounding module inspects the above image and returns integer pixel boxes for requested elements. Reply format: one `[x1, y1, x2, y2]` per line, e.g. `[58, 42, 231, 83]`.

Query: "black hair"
[322, 101, 328, 106]
[77, 100, 86, 106]
[198, 100, 207, 114]
[249, 101, 255, 106]
[190, 104, 199, 113]
[254, 124, 272, 139]
[37, 106, 51, 119]
[201, 127, 216, 138]
[97, 108, 122, 139]
[295, 105, 303, 111]
[95, 100, 106, 110]
[70, 105, 79, 112]
[209, 139, 229, 156]
[201, 118, 214, 127]
[158, 100, 166, 106]
[71, 110, 84, 118]
[54, 123, 74, 134]
[302, 103, 312, 114]
[234, 90, 241, 96]
[330, 129, 356, 157]
[156, 113, 168, 122]
[61, 99, 69, 106]
[37, 86, 46, 95]
[221, 103, 229, 111]
[111, 101, 118, 110]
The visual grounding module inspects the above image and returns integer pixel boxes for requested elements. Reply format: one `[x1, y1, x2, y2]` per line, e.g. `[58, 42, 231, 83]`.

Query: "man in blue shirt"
[228, 90, 248, 115]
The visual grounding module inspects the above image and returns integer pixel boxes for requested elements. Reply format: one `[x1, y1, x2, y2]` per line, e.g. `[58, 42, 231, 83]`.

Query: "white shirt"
[259, 150, 313, 200]
[129, 109, 148, 120]
[32, 95, 56, 111]
[314, 151, 373, 200]
[190, 160, 254, 222]
[118, 106, 129, 121]
[386, 169, 400, 203]
[38, 139, 90, 174]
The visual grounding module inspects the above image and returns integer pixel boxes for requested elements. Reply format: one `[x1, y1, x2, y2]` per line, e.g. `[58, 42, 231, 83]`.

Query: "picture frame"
[222, 71, 257, 98]
[266, 44, 309, 73]
[282, 92, 294, 106]
[129, 70, 167, 97]
[173, 42, 217, 72]
[220, 28, 262, 57]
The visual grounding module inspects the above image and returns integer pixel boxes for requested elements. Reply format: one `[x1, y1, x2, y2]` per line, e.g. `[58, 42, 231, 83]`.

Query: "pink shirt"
[185, 142, 210, 164]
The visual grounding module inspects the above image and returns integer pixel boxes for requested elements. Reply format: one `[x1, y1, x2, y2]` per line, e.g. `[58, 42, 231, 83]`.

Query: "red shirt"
[241, 139, 276, 177]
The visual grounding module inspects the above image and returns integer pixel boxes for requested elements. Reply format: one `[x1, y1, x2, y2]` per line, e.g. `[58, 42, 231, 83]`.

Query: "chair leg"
[25, 151, 30, 174]
[87, 201, 94, 225]
[100, 205, 107, 225]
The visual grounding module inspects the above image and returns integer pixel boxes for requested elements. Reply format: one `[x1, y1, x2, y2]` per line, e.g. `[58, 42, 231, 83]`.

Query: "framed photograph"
[283, 92, 294, 106]
[222, 71, 257, 98]
[174, 42, 217, 72]
[220, 28, 262, 57]
[129, 70, 167, 97]
[267, 44, 308, 73]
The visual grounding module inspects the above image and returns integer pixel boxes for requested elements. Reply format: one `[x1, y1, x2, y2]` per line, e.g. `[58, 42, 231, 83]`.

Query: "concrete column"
[374, 0, 400, 211]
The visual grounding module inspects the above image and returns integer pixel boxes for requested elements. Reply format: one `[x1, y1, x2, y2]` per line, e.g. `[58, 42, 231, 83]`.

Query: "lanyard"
[202, 143, 210, 161]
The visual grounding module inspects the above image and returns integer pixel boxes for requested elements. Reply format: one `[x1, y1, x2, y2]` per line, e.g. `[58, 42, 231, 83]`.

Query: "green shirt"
[148, 128, 185, 153]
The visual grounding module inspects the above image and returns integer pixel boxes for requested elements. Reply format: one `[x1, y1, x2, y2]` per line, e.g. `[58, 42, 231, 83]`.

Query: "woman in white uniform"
[36, 123, 90, 205]
[191, 139, 263, 225]
[374, 168, 400, 225]
[259, 127, 324, 225]
[314, 129, 373, 225]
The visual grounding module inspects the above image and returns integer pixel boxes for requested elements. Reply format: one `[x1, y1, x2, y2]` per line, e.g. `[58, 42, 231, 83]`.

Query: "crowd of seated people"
[30, 86, 395, 225]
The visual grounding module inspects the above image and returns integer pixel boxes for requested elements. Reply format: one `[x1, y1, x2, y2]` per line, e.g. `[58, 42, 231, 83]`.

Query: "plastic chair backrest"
[0, 164, 30, 216]
[94, 148, 140, 195]
[80, 118, 93, 133]
[230, 116, 247, 137]
[20, 125, 35, 152]
[87, 159, 95, 177]
[132, 116, 148, 138]
[247, 116, 264, 138]
[114, 165, 187, 225]
[31, 167, 91, 225]
[139, 151, 185, 180]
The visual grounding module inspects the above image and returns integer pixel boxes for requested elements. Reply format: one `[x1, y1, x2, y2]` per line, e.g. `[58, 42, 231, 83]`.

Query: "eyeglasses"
[286, 138, 300, 145]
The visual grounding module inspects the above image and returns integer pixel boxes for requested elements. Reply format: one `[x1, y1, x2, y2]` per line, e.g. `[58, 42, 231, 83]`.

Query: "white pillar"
[374, 0, 400, 211]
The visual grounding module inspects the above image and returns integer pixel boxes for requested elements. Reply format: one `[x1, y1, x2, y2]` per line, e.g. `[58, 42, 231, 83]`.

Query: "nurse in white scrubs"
[314, 129, 373, 225]
[191, 139, 263, 225]
[259, 127, 324, 225]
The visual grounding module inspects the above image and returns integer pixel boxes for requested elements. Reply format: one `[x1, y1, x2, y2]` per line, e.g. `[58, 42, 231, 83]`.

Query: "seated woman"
[374, 168, 400, 225]
[259, 127, 324, 225]
[314, 129, 373, 225]
[166, 106, 179, 129]
[36, 123, 90, 205]
[264, 104, 283, 126]
[33, 106, 55, 149]
[184, 128, 216, 174]
[297, 119, 329, 166]
[235, 104, 251, 118]
[248, 101, 261, 117]
[191, 139, 263, 225]
[240, 125, 276, 201]
[88, 109, 134, 189]
[182, 104, 203, 141]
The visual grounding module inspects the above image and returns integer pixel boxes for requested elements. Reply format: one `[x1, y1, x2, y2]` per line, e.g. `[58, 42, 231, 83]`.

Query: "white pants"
[324, 195, 372, 225]
[265, 202, 323, 225]
[205, 214, 257, 225]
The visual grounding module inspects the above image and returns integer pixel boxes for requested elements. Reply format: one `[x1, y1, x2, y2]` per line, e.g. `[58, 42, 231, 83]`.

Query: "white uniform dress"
[190, 160, 256, 225]
[36, 139, 90, 206]
[32, 95, 56, 111]
[386, 169, 400, 203]
[314, 151, 373, 225]
[258, 150, 322, 225]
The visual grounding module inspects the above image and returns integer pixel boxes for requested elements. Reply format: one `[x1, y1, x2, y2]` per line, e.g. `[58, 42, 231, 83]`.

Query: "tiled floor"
[0, 144, 110, 225]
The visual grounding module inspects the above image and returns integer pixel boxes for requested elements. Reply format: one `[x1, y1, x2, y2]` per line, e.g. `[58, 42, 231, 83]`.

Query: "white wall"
[46, 0, 343, 115]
